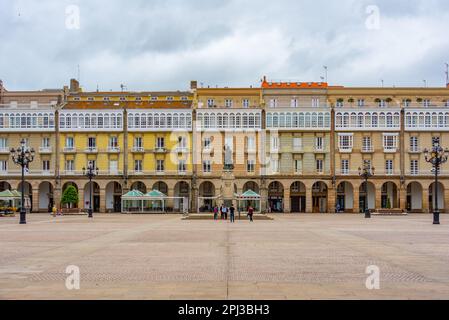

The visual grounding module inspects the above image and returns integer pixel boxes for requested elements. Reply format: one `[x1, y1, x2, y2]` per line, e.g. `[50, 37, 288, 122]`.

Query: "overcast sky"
[1, 0, 449, 91]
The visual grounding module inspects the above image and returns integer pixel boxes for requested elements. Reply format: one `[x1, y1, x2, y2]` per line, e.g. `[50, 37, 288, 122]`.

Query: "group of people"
[212, 205, 255, 222]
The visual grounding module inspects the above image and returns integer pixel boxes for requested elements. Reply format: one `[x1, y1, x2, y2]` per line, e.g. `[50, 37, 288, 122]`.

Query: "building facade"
[0, 77, 448, 214]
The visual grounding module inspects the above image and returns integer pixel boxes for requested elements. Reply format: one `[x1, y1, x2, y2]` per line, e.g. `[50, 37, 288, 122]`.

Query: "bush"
[61, 185, 79, 208]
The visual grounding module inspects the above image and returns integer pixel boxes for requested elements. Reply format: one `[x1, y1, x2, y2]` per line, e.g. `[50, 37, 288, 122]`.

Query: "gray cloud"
[1, 0, 449, 91]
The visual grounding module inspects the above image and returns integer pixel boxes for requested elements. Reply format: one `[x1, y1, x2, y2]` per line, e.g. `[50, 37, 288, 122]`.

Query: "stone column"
[353, 186, 360, 214]
[260, 186, 268, 214]
[190, 186, 198, 213]
[306, 187, 313, 213]
[78, 188, 85, 211]
[375, 186, 382, 210]
[100, 188, 106, 213]
[399, 186, 407, 212]
[422, 187, 429, 213]
[328, 187, 336, 213]
[32, 188, 39, 213]
[284, 189, 291, 213]
[166, 187, 175, 213]
[444, 188, 449, 213]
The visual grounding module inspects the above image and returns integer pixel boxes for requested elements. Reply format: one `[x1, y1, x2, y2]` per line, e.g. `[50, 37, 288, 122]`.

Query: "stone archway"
[174, 181, 190, 212]
[268, 181, 284, 213]
[290, 181, 306, 213]
[336, 182, 354, 213]
[359, 182, 375, 212]
[130, 181, 146, 194]
[38, 181, 54, 213]
[381, 182, 398, 209]
[0, 181, 11, 191]
[407, 182, 423, 212]
[429, 182, 445, 213]
[243, 181, 260, 194]
[106, 181, 122, 212]
[312, 181, 328, 213]
[84, 181, 100, 212]
[198, 181, 216, 212]
[152, 181, 168, 195]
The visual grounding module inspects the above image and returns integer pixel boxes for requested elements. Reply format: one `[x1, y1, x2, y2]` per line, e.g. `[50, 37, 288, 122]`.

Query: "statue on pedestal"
[223, 145, 234, 171]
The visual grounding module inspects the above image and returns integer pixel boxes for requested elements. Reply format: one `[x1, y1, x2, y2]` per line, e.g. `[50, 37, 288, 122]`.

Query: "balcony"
[175, 147, 189, 153]
[383, 147, 398, 153]
[84, 147, 98, 153]
[361, 147, 374, 153]
[292, 146, 304, 153]
[107, 146, 121, 153]
[131, 147, 145, 153]
[63, 147, 76, 153]
[39, 146, 52, 154]
[339, 147, 353, 153]
[408, 148, 421, 154]
[154, 147, 167, 153]
[0, 147, 10, 154]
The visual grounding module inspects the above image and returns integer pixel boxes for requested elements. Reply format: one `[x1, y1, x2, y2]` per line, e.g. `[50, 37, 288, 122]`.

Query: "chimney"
[70, 78, 80, 93]
[190, 80, 198, 90]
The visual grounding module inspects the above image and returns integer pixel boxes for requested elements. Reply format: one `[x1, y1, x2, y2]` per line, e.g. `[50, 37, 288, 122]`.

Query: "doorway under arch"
[290, 181, 306, 213]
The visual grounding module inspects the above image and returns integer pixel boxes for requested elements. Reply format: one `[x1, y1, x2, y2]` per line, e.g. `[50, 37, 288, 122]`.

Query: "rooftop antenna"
[445, 63, 449, 86]
[120, 84, 127, 92]
[423, 80, 427, 88]
[381, 79, 384, 88]
[96, 84, 99, 92]
[77, 64, 80, 83]
[323, 66, 328, 83]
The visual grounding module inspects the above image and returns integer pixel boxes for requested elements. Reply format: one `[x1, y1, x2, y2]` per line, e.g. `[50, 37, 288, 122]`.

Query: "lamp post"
[358, 162, 375, 219]
[10, 139, 35, 224]
[82, 163, 99, 218]
[424, 145, 449, 225]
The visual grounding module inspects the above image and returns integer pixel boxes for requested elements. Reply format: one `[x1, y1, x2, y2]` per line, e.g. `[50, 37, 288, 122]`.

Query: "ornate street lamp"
[424, 145, 449, 225]
[82, 163, 99, 218]
[358, 162, 375, 219]
[10, 139, 35, 224]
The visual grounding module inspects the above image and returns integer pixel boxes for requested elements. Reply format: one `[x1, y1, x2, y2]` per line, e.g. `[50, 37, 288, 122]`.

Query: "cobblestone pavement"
[0, 213, 449, 300]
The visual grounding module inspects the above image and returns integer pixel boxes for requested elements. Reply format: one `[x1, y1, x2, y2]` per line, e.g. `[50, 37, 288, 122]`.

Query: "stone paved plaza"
[1, 213, 449, 300]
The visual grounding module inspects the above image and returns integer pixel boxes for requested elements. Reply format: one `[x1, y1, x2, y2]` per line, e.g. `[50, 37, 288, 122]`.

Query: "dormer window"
[151, 96, 158, 101]
[73, 97, 80, 101]
[135, 97, 142, 101]
[88, 97, 94, 101]
[181, 96, 188, 101]
[207, 99, 215, 107]
[225, 99, 233, 108]
[119, 97, 126, 101]
[103, 97, 110, 101]
[166, 96, 174, 101]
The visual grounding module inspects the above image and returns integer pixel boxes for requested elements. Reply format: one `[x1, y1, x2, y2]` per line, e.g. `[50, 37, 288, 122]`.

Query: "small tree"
[61, 185, 79, 209]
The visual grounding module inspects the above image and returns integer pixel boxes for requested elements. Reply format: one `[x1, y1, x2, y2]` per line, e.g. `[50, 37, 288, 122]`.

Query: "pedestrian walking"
[221, 205, 227, 220]
[229, 205, 235, 223]
[248, 206, 254, 222]
[213, 206, 218, 220]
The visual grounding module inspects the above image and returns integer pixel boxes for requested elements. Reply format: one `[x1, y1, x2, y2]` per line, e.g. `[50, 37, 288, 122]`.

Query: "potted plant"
[61, 185, 79, 210]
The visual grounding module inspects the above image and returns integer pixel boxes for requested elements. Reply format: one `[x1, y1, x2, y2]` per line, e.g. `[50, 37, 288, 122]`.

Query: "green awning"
[123, 190, 144, 198]
[145, 190, 167, 198]
[240, 189, 260, 198]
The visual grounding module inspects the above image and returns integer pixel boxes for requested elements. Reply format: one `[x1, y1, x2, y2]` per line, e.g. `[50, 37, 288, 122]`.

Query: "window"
[103, 97, 110, 101]
[362, 136, 372, 152]
[403, 99, 410, 107]
[109, 160, 118, 174]
[203, 160, 211, 173]
[385, 160, 393, 175]
[294, 159, 302, 173]
[42, 160, 50, 172]
[65, 160, 74, 172]
[109, 136, 118, 149]
[42, 137, 50, 148]
[338, 134, 353, 152]
[135, 97, 142, 101]
[87, 137, 96, 149]
[65, 137, 74, 149]
[166, 96, 174, 101]
[87, 160, 96, 170]
[410, 136, 419, 152]
[203, 137, 212, 150]
[0, 160, 7, 172]
[247, 160, 255, 173]
[242, 99, 250, 108]
[225, 99, 233, 108]
[269, 98, 277, 108]
[357, 99, 365, 107]
[383, 134, 398, 152]
[156, 137, 165, 149]
[341, 160, 349, 175]
[315, 137, 324, 151]
[207, 99, 215, 107]
[432, 136, 440, 147]
[0, 137, 8, 150]
[291, 98, 298, 108]
[316, 159, 323, 173]
[271, 136, 279, 152]
[336, 100, 344, 108]
[178, 136, 187, 149]
[134, 160, 143, 172]
[423, 99, 431, 107]
[364, 159, 372, 170]
[178, 160, 186, 173]
[271, 159, 279, 173]
[134, 137, 143, 149]
[410, 160, 419, 175]
[293, 137, 302, 151]
[246, 136, 256, 151]
[157, 160, 164, 172]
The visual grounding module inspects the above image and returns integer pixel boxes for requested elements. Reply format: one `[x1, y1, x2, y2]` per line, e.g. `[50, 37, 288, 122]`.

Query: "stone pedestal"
[221, 171, 235, 207]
